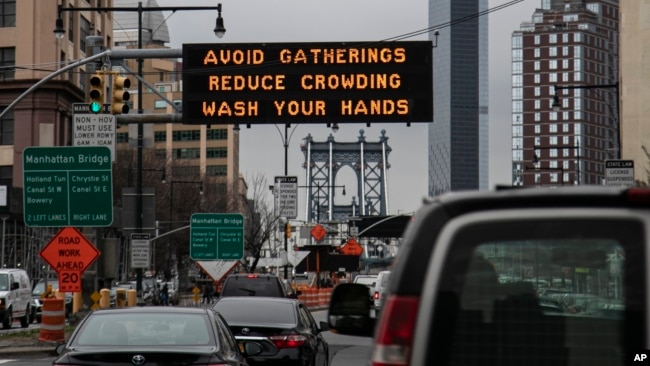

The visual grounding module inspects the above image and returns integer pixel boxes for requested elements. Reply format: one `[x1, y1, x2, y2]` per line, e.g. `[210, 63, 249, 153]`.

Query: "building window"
[513, 88, 522, 100]
[549, 34, 557, 44]
[534, 113, 540, 122]
[80, 16, 90, 53]
[512, 34, 523, 48]
[549, 73, 557, 83]
[206, 147, 227, 158]
[534, 35, 540, 45]
[549, 60, 557, 70]
[0, 0, 15, 27]
[512, 100, 522, 113]
[512, 49, 522, 61]
[534, 87, 540, 96]
[549, 47, 557, 57]
[550, 113, 557, 122]
[207, 165, 227, 176]
[154, 131, 166, 142]
[116, 132, 128, 143]
[534, 100, 541, 110]
[0, 109, 13, 145]
[534, 125, 541, 134]
[154, 149, 166, 159]
[512, 61, 522, 74]
[563, 46, 569, 56]
[534, 48, 540, 58]
[549, 123, 558, 132]
[562, 33, 569, 43]
[563, 123, 569, 132]
[172, 130, 201, 141]
[154, 100, 166, 109]
[0, 47, 15, 81]
[68, 11, 74, 43]
[574, 32, 582, 43]
[563, 72, 569, 82]
[534, 61, 540, 71]
[173, 148, 200, 159]
[206, 129, 228, 140]
[534, 74, 540, 84]
[574, 72, 581, 82]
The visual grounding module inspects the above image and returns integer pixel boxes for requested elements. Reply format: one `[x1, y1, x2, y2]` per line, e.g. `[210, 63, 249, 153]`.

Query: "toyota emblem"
[132, 354, 146, 365]
[241, 327, 250, 335]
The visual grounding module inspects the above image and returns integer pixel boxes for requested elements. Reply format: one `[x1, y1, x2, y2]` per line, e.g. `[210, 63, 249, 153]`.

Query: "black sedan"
[52, 306, 262, 366]
[213, 297, 330, 366]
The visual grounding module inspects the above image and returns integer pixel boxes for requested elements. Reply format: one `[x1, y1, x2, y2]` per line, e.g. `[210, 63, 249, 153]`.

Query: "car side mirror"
[328, 283, 375, 337]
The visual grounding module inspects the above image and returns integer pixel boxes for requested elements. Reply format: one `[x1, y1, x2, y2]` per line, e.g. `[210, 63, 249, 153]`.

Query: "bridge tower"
[301, 129, 391, 223]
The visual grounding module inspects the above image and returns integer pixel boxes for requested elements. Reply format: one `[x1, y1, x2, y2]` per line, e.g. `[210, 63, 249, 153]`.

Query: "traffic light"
[111, 75, 131, 114]
[88, 73, 105, 114]
[285, 223, 292, 239]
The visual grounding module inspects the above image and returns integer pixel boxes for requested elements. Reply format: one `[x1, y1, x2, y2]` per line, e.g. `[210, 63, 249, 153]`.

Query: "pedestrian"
[202, 284, 213, 304]
[160, 283, 169, 306]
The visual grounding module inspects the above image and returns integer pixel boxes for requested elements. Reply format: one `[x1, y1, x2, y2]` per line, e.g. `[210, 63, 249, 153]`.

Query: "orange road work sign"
[40, 227, 101, 273]
[340, 238, 363, 256]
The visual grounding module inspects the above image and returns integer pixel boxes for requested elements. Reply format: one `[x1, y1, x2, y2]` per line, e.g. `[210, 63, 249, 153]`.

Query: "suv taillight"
[374, 291, 380, 300]
[371, 295, 419, 366]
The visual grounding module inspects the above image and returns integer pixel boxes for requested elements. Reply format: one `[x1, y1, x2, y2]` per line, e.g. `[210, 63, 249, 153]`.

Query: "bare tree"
[240, 173, 281, 273]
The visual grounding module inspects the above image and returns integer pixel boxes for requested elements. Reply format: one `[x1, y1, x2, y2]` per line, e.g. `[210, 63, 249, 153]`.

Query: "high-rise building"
[619, 1, 650, 184]
[428, 0, 489, 197]
[0, 0, 112, 211]
[511, 0, 619, 187]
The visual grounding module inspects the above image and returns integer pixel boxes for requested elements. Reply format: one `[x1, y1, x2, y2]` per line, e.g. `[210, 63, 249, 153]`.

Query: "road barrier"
[38, 298, 65, 342]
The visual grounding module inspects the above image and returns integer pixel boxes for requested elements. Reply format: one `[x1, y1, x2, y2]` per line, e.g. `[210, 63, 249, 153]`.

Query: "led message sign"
[182, 41, 433, 125]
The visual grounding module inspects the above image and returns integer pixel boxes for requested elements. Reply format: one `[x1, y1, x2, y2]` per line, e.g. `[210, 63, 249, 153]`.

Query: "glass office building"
[428, 0, 489, 196]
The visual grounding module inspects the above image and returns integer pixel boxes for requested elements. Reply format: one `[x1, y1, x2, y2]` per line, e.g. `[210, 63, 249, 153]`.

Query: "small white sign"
[73, 114, 117, 160]
[274, 176, 298, 219]
[605, 160, 635, 187]
[130, 234, 151, 269]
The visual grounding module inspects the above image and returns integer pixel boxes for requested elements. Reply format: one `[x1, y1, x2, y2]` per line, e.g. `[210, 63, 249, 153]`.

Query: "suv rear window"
[426, 218, 644, 366]
[220, 275, 286, 297]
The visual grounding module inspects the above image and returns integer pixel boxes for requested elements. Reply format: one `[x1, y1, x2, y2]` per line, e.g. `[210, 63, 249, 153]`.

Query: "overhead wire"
[8, 0, 524, 76]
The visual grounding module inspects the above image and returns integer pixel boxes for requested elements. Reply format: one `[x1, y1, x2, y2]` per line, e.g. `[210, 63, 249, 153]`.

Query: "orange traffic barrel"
[318, 288, 328, 307]
[307, 288, 318, 308]
[39, 298, 65, 342]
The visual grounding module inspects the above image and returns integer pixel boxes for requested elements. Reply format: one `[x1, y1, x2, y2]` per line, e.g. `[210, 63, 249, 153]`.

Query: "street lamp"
[530, 144, 581, 185]
[54, 2, 225, 298]
[552, 83, 620, 159]
[0, 216, 8, 268]
[525, 165, 565, 186]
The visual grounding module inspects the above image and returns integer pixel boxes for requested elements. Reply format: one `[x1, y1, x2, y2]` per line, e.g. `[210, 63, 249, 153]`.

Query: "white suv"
[0, 268, 32, 328]
[372, 271, 390, 311]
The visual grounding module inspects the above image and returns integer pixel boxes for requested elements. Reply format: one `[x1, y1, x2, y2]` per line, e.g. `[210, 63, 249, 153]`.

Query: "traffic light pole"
[0, 48, 181, 121]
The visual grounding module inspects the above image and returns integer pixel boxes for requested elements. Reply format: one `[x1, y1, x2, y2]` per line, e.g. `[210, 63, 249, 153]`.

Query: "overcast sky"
[153, 0, 539, 219]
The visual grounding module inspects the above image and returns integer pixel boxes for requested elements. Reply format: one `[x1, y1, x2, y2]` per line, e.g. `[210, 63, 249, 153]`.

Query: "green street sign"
[190, 213, 244, 260]
[23, 146, 113, 227]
